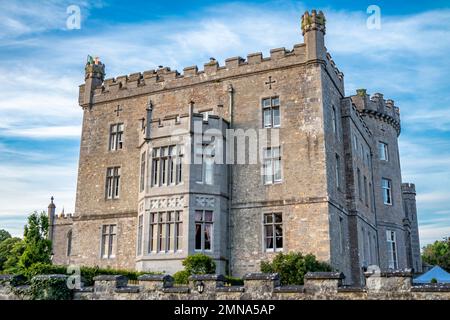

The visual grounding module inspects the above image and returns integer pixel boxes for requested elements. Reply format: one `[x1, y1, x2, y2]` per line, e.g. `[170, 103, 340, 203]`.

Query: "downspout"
[227, 83, 234, 276]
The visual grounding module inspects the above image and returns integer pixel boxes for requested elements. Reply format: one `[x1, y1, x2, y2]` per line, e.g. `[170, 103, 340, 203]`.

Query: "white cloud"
[2, 125, 81, 139]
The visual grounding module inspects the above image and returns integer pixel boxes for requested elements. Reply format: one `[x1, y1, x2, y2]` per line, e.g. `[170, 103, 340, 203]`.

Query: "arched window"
[67, 230, 72, 257]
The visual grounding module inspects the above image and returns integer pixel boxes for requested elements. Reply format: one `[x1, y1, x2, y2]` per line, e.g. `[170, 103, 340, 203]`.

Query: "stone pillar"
[304, 272, 344, 295]
[365, 269, 412, 294]
[93, 275, 127, 298]
[138, 274, 173, 291]
[301, 10, 326, 62]
[189, 274, 225, 297]
[242, 273, 280, 299]
[47, 197, 56, 244]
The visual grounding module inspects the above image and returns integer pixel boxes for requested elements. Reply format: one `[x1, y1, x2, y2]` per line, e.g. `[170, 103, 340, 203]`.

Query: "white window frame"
[106, 167, 120, 199]
[109, 123, 124, 151]
[263, 212, 283, 252]
[101, 224, 117, 259]
[335, 154, 341, 189]
[194, 210, 213, 252]
[378, 141, 389, 161]
[262, 97, 281, 128]
[382, 178, 393, 205]
[263, 147, 282, 185]
[386, 230, 398, 269]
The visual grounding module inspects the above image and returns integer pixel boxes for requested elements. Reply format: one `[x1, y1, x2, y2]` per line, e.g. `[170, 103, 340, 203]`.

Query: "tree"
[2, 239, 25, 273]
[0, 229, 11, 243]
[422, 237, 450, 272]
[0, 237, 21, 271]
[18, 211, 52, 270]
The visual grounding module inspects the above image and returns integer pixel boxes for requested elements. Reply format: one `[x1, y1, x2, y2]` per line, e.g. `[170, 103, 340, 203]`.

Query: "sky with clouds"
[0, 0, 449, 247]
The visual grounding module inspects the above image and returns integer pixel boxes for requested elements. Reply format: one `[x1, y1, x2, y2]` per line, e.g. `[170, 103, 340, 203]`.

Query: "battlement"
[78, 43, 345, 106]
[401, 183, 416, 194]
[350, 89, 401, 135]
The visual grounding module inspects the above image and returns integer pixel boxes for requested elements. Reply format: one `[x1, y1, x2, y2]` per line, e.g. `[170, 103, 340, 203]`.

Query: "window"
[196, 141, 214, 185]
[387, 230, 398, 269]
[101, 224, 116, 259]
[262, 97, 280, 128]
[364, 176, 368, 206]
[67, 230, 72, 257]
[109, 123, 124, 150]
[335, 154, 341, 189]
[369, 182, 373, 210]
[368, 232, 372, 265]
[378, 142, 389, 161]
[339, 217, 345, 254]
[151, 146, 183, 187]
[331, 105, 337, 134]
[140, 152, 146, 192]
[195, 210, 213, 251]
[263, 147, 282, 184]
[362, 227, 367, 266]
[264, 213, 283, 252]
[137, 215, 143, 255]
[106, 167, 121, 199]
[148, 211, 183, 253]
[357, 168, 362, 200]
[353, 135, 358, 153]
[382, 178, 392, 205]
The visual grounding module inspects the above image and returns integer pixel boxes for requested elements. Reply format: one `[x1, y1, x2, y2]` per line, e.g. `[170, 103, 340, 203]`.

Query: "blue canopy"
[413, 266, 450, 284]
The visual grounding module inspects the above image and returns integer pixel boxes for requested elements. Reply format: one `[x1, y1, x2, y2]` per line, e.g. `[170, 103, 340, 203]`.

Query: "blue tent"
[413, 266, 450, 284]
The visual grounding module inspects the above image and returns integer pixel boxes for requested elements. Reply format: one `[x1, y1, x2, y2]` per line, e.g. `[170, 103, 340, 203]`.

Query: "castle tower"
[82, 56, 105, 108]
[401, 183, 422, 272]
[301, 10, 326, 62]
[48, 196, 56, 243]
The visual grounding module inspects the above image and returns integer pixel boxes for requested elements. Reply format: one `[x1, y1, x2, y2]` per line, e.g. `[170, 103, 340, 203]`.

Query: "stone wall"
[1, 271, 449, 300]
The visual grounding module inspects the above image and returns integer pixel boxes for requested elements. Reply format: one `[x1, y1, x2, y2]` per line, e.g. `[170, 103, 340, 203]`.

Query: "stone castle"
[48, 10, 421, 285]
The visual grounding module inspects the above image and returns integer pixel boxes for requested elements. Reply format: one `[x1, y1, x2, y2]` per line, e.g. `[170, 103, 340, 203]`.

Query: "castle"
[48, 10, 421, 285]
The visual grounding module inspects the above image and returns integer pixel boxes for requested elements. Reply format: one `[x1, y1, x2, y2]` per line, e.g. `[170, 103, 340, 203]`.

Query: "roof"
[413, 266, 450, 284]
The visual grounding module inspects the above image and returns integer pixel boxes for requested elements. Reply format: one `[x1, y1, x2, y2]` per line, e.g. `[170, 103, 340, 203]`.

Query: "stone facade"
[49, 9, 421, 285]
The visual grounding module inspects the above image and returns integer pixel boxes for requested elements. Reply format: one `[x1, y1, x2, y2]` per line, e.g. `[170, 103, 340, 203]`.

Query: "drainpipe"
[227, 84, 234, 275]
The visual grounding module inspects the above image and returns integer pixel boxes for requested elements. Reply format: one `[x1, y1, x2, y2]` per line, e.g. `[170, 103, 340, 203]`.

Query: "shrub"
[182, 253, 216, 275]
[431, 278, 438, 284]
[30, 275, 72, 300]
[260, 252, 332, 285]
[225, 275, 244, 286]
[173, 270, 190, 284]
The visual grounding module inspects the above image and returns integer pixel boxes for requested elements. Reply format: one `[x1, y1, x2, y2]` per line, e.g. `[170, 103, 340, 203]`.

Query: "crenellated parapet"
[79, 44, 345, 106]
[401, 183, 416, 195]
[350, 89, 401, 136]
[301, 10, 326, 35]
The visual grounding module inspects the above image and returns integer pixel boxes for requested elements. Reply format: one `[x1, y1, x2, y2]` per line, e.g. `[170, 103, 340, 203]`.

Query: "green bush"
[182, 253, 216, 275]
[225, 275, 244, 286]
[173, 270, 190, 284]
[260, 252, 332, 285]
[30, 275, 72, 300]
[431, 278, 438, 284]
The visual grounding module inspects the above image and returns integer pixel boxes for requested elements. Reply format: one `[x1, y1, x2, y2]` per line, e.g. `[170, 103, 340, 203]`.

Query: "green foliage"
[30, 276, 72, 300]
[19, 211, 52, 270]
[224, 275, 244, 286]
[0, 237, 22, 272]
[2, 239, 25, 273]
[0, 229, 11, 243]
[422, 237, 450, 272]
[173, 270, 190, 285]
[172, 254, 216, 284]
[182, 253, 216, 275]
[260, 252, 332, 285]
[431, 278, 438, 284]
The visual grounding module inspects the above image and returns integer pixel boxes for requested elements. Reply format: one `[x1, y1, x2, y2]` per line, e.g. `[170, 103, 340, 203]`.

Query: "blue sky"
[0, 0, 449, 247]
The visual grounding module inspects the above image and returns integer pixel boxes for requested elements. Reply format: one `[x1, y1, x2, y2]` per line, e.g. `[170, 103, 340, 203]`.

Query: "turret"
[48, 196, 56, 242]
[82, 55, 105, 108]
[301, 10, 326, 62]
